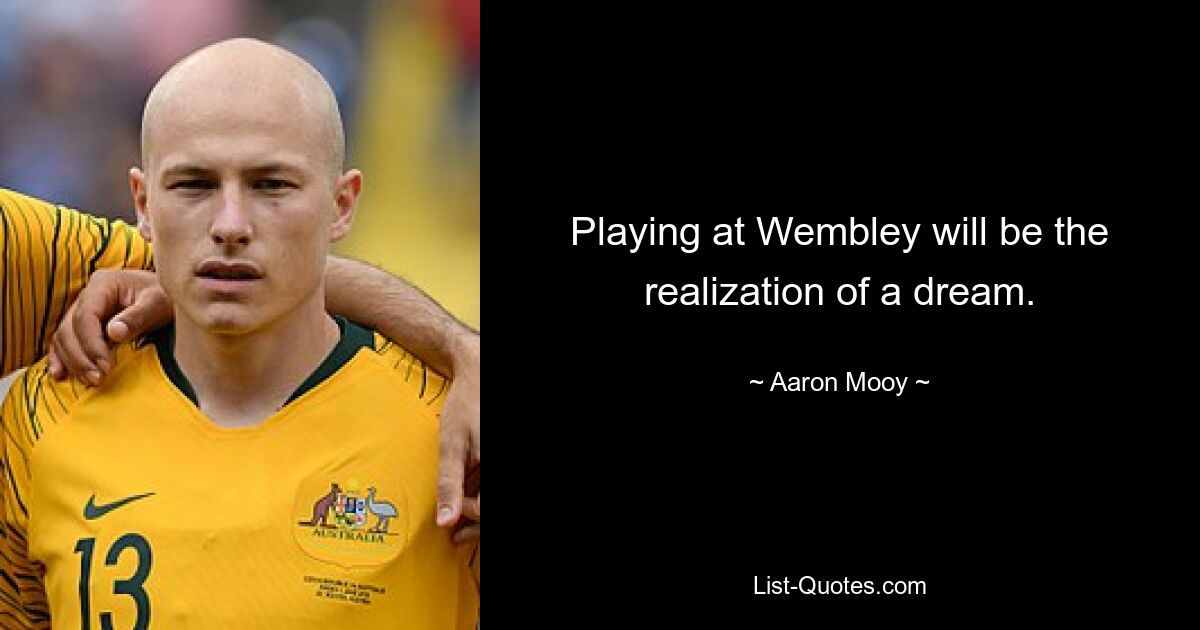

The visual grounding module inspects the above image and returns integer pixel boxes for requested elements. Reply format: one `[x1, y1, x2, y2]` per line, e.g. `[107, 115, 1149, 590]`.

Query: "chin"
[195, 305, 262, 335]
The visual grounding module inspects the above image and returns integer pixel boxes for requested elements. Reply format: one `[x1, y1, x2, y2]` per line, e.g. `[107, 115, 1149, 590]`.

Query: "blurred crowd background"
[0, 0, 480, 327]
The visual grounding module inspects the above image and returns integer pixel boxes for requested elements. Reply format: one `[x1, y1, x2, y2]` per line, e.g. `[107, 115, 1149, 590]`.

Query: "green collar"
[147, 316, 374, 407]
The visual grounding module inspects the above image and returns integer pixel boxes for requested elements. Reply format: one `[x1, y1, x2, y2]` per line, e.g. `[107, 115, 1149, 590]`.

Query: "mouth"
[195, 260, 264, 285]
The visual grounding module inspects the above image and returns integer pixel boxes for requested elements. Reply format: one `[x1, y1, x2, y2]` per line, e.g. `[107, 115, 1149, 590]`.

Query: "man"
[1, 191, 479, 539]
[1, 38, 477, 627]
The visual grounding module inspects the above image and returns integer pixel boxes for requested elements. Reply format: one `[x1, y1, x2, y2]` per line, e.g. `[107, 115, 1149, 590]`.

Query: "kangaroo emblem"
[300, 483, 341, 527]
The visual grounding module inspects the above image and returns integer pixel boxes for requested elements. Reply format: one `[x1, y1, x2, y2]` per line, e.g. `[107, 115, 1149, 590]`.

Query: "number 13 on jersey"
[73, 534, 153, 630]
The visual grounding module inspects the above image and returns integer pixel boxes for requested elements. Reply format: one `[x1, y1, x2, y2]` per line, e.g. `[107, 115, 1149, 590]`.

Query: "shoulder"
[0, 359, 88, 453]
[0, 187, 50, 212]
[0, 187, 57, 228]
[0, 342, 150, 451]
[351, 326, 452, 415]
[0, 187, 151, 269]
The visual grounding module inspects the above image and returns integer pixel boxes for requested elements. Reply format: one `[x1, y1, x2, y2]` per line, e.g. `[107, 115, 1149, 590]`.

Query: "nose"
[211, 188, 253, 246]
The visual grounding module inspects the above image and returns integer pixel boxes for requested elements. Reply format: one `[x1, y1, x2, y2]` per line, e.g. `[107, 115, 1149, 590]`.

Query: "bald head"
[141, 38, 344, 178]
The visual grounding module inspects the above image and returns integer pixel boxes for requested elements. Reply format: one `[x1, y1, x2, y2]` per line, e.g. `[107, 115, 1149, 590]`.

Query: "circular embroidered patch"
[293, 472, 410, 568]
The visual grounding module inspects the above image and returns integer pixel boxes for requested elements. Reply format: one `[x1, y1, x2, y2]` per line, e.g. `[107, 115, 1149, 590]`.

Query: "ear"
[329, 169, 361, 243]
[130, 167, 153, 242]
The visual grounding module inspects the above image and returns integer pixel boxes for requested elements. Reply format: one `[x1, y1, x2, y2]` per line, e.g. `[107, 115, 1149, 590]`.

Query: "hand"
[436, 333, 480, 543]
[451, 493, 479, 546]
[48, 269, 173, 384]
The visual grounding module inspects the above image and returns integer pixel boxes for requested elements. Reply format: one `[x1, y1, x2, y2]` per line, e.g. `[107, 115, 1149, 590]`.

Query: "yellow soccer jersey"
[0, 319, 478, 629]
[1, 188, 153, 376]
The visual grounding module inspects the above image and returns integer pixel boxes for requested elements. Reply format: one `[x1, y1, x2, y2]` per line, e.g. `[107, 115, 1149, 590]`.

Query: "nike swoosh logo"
[84, 492, 155, 520]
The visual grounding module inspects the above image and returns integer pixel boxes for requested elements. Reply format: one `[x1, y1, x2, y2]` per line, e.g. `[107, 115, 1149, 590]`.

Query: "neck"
[173, 297, 340, 428]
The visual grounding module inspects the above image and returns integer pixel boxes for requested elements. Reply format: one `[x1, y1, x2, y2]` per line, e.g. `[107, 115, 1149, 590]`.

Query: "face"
[132, 92, 359, 335]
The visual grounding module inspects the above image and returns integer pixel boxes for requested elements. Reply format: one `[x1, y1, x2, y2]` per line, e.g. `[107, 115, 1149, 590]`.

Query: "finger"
[437, 424, 469, 527]
[49, 304, 78, 379]
[47, 347, 64, 380]
[464, 463, 480, 497]
[54, 307, 102, 385]
[461, 495, 480, 522]
[451, 524, 479, 546]
[467, 416, 479, 467]
[73, 293, 114, 376]
[108, 287, 172, 341]
[107, 318, 132, 343]
[58, 272, 124, 377]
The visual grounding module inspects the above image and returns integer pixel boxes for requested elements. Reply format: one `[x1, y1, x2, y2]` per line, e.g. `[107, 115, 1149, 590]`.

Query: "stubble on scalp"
[140, 37, 345, 180]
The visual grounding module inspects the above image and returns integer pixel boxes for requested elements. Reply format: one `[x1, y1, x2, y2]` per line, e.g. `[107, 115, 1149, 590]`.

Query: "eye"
[168, 180, 215, 191]
[254, 179, 296, 191]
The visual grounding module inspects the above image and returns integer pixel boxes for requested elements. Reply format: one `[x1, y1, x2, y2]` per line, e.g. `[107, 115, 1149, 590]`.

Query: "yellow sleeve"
[372, 333, 477, 626]
[371, 332, 451, 417]
[1, 189, 153, 376]
[0, 364, 63, 628]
